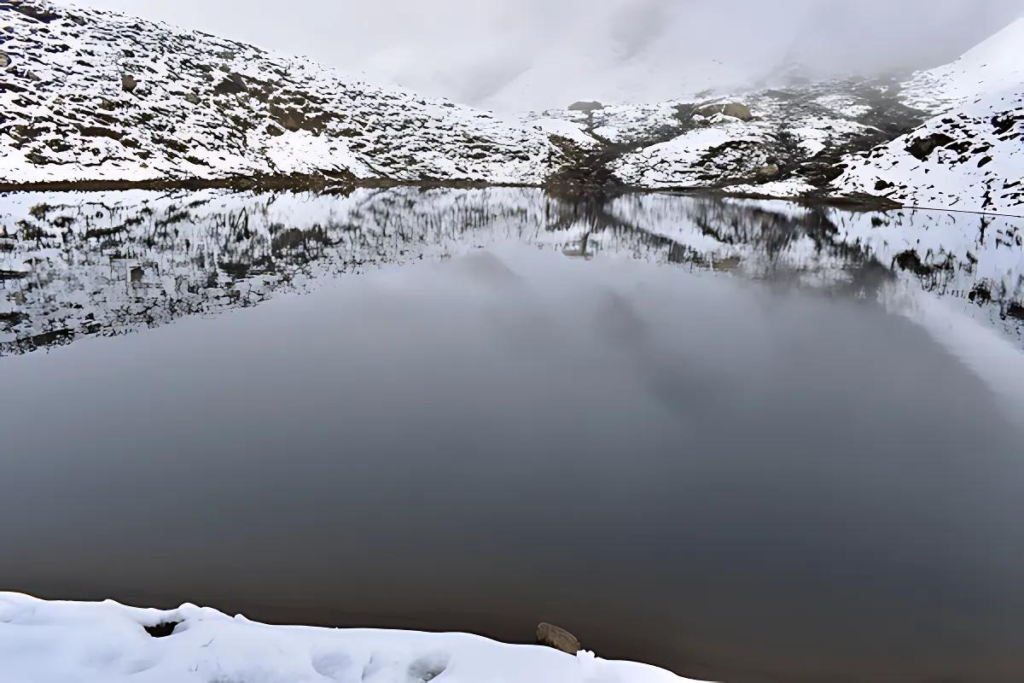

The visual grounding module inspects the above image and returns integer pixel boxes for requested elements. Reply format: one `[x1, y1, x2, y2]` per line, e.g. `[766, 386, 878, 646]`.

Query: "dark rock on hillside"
[696, 102, 753, 121]
[906, 132, 955, 160]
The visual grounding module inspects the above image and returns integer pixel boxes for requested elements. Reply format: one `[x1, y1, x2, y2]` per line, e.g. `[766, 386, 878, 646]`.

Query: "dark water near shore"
[2, 188, 1024, 683]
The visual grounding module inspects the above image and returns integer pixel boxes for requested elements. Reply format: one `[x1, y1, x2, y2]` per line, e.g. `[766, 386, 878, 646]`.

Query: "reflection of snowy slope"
[832, 208, 1024, 304]
[2, 189, 1020, 355]
[0, 188, 553, 353]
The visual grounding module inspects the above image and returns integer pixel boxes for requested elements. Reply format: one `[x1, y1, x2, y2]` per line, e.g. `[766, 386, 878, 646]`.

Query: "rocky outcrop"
[906, 132, 955, 160]
[536, 623, 581, 654]
[696, 102, 753, 121]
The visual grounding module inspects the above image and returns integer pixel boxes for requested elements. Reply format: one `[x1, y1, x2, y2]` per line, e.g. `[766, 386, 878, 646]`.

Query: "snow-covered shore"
[0, 593, 695, 683]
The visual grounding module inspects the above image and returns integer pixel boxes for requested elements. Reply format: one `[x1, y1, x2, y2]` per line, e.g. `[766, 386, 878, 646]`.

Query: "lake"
[1, 188, 1023, 683]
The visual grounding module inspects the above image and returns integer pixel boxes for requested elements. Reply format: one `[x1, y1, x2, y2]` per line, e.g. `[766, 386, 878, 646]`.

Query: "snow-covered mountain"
[831, 19, 1024, 215]
[902, 18, 1024, 114]
[531, 77, 930, 200]
[533, 15, 1023, 214]
[1, 0, 1021, 215]
[0, 0, 563, 187]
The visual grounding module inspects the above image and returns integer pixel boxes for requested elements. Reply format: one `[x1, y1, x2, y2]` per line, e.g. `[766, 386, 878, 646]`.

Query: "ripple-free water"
[2, 189, 1023, 683]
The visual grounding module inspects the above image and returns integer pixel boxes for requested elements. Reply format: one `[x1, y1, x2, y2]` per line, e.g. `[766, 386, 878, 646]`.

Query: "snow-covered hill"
[0, 0, 563, 187]
[902, 18, 1024, 114]
[831, 20, 1024, 214]
[832, 88, 1023, 214]
[531, 17, 1022, 215]
[533, 77, 927, 196]
[1, 0, 1021, 214]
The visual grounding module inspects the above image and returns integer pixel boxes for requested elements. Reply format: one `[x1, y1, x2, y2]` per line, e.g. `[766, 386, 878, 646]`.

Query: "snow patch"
[0, 593, 693, 683]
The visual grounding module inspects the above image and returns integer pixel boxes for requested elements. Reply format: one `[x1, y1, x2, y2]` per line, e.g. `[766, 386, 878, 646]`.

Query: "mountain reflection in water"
[1, 187, 1021, 355]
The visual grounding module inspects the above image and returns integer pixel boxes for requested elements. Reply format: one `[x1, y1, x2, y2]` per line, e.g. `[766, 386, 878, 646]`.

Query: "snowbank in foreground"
[0, 593, 694, 683]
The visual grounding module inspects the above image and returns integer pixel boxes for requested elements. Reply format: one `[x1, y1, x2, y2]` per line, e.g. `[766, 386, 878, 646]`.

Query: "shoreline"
[0, 175, 907, 214]
[6, 177, 1017, 217]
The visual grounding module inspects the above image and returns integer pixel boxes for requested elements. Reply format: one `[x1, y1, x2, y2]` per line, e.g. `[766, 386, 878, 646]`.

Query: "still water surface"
[1, 188, 1023, 683]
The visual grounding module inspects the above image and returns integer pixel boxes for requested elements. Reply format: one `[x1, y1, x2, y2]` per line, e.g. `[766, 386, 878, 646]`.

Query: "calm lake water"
[2, 188, 1023, 683]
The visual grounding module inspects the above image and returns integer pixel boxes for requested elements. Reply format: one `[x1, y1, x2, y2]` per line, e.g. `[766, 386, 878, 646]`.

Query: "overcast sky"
[60, 0, 1024, 110]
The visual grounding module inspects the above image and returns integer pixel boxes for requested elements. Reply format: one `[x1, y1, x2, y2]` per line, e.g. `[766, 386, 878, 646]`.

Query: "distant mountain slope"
[531, 77, 930, 199]
[832, 88, 1023, 214]
[0, 0, 562, 187]
[902, 18, 1024, 114]
[832, 20, 1024, 215]
[529, 16, 1023, 215]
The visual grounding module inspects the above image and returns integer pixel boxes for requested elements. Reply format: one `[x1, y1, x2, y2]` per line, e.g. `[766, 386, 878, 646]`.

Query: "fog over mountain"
[57, 0, 1024, 110]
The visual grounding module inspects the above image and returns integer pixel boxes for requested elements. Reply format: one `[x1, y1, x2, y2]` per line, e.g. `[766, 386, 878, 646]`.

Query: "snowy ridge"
[0, 593, 691, 683]
[902, 18, 1024, 114]
[0, 0, 563, 186]
[832, 88, 1024, 215]
[831, 19, 1024, 215]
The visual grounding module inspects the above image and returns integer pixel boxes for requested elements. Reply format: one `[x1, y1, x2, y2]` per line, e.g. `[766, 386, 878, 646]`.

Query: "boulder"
[906, 132, 955, 161]
[0, 51, 10, 68]
[185, 93, 201, 105]
[121, 74, 138, 93]
[568, 101, 605, 113]
[536, 623, 581, 654]
[697, 102, 753, 122]
[213, 73, 248, 96]
[756, 163, 780, 180]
